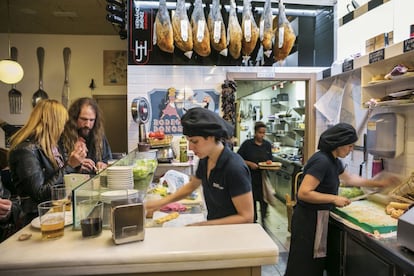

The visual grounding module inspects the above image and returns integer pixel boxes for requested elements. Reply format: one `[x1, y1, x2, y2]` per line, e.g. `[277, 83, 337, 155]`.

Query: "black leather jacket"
[8, 141, 65, 225]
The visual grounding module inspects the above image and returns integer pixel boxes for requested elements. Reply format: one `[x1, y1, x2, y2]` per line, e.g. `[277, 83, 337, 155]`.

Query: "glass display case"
[71, 149, 157, 230]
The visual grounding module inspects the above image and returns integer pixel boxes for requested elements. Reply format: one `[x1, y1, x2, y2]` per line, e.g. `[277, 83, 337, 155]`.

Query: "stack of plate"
[100, 189, 139, 203]
[106, 166, 133, 190]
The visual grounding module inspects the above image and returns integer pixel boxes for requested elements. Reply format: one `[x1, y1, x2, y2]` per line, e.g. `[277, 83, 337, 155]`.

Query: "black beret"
[181, 107, 233, 139]
[318, 123, 358, 152]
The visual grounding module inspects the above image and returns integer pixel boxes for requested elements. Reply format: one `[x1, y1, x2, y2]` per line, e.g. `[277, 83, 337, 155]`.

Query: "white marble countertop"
[0, 223, 278, 276]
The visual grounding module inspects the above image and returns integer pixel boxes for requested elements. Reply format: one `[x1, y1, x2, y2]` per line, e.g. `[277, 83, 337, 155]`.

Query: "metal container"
[156, 147, 175, 163]
[111, 200, 145, 244]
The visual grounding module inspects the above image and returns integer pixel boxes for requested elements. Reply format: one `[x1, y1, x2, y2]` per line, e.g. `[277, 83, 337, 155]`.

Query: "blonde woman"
[8, 99, 69, 226]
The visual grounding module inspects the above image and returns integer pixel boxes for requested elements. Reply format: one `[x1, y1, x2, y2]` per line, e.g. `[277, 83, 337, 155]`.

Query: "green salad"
[338, 187, 364, 198]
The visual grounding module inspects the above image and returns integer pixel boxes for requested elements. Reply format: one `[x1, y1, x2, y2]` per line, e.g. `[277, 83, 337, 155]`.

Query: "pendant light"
[0, 0, 24, 84]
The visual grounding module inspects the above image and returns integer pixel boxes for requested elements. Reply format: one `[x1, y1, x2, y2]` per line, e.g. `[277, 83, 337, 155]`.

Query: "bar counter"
[0, 223, 278, 276]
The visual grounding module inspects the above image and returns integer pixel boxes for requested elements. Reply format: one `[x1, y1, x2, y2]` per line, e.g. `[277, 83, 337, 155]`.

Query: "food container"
[156, 147, 175, 163]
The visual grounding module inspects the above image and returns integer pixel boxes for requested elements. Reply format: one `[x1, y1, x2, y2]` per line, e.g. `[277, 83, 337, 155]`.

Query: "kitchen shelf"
[293, 128, 305, 137]
[318, 39, 414, 109]
[361, 41, 414, 106]
[293, 107, 305, 116]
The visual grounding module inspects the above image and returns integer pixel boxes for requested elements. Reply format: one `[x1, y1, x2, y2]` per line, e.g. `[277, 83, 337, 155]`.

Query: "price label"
[322, 68, 331, 78]
[369, 49, 384, 64]
[257, 72, 275, 78]
[403, 37, 414, 53]
[342, 59, 354, 72]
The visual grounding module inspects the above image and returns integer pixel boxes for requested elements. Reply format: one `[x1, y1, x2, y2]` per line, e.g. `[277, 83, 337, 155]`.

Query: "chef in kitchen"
[145, 107, 254, 225]
[285, 123, 401, 276]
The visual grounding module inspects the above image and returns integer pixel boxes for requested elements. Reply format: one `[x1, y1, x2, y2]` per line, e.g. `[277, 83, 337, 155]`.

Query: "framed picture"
[103, 50, 127, 85]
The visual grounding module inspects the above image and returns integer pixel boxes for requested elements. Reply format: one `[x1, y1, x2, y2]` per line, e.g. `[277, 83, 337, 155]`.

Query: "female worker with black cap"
[285, 123, 400, 276]
[145, 107, 254, 225]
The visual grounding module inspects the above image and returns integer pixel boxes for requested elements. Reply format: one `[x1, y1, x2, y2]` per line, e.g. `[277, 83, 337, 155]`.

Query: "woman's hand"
[0, 198, 12, 220]
[248, 161, 259, 170]
[333, 196, 351, 208]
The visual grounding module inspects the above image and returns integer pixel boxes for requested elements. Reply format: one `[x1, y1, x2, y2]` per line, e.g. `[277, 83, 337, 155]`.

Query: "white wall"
[0, 34, 126, 147]
[337, 0, 414, 60]
[127, 66, 322, 153]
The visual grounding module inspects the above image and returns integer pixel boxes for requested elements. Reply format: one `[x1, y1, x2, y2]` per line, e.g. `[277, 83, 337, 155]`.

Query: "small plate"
[100, 189, 138, 201]
[31, 212, 73, 229]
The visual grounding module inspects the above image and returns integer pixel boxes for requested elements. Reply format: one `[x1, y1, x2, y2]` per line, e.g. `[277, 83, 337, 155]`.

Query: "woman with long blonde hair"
[8, 99, 69, 226]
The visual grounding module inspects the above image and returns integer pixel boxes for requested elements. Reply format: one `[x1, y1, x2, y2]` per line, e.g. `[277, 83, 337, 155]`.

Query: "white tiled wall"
[127, 65, 230, 152]
[315, 80, 414, 180]
[127, 65, 323, 153]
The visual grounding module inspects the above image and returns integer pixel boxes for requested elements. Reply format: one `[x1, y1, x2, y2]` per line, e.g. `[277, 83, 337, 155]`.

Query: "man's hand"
[80, 158, 97, 174]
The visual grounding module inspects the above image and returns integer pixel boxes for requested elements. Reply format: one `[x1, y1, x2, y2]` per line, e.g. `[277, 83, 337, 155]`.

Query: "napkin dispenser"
[111, 200, 145, 244]
[397, 207, 414, 252]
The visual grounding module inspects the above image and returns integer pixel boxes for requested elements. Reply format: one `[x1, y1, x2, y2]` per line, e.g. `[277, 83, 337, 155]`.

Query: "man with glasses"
[62, 97, 112, 174]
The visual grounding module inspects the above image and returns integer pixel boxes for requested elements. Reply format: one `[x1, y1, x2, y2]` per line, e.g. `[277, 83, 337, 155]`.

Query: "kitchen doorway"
[227, 71, 318, 163]
[93, 95, 128, 154]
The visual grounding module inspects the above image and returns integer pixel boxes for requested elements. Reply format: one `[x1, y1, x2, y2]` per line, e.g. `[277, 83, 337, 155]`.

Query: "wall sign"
[403, 37, 414, 53]
[148, 88, 219, 135]
[369, 49, 384, 64]
[342, 59, 354, 72]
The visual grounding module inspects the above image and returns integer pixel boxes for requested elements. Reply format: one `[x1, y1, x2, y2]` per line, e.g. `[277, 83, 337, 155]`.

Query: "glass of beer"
[51, 184, 71, 211]
[38, 200, 65, 240]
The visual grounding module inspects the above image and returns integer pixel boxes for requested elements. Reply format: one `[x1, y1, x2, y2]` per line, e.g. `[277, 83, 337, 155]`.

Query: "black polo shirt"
[196, 146, 252, 220]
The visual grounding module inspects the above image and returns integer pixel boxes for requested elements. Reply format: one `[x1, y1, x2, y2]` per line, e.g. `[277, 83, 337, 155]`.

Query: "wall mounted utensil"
[8, 47, 22, 114]
[32, 47, 49, 107]
[62, 47, 71, 108]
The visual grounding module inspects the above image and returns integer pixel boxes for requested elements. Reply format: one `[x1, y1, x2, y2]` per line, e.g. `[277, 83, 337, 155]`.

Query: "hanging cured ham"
[154, 0, 174, 53]
[260, 0, 274, 52]
[274, 0, 296, 63]
[241, 0, 259, 57]
[172, 0, 193, 57]
[207, 0, 227, 55]
[227, 0, 242, 59]
[191, 0, 211, 57]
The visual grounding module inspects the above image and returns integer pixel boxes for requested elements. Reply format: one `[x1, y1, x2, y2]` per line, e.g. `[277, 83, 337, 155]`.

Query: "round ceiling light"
[0, 59, 24, 84]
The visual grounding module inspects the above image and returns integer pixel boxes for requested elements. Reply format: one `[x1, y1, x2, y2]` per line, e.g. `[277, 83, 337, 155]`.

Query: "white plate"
[100, 189, 138, 201]
[107, 166, 133, 171]
[75, 190, 100, 198]
[31, 212, 73, 229]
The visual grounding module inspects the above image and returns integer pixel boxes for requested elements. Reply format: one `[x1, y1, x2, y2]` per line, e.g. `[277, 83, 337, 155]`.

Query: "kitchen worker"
[237, 121, 273, 227]
[145, 107, 254, 225]
[285, 123, 400, 276]
[62, 97, 112, 174]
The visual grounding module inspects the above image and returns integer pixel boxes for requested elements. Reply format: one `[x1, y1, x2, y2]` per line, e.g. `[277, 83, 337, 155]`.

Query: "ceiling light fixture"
[0, 0, 24, 84]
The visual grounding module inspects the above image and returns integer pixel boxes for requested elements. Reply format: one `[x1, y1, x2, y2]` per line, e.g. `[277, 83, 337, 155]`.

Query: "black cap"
[318, 123, 358, 152]
[181, 107, 233, 139]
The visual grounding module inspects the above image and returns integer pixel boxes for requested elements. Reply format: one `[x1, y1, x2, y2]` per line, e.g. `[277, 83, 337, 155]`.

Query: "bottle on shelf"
[179, 136, 188, 162]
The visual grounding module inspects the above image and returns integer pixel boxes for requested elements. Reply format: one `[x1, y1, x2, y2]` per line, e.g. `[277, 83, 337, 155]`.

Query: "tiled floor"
[259, 199, 291, 276]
